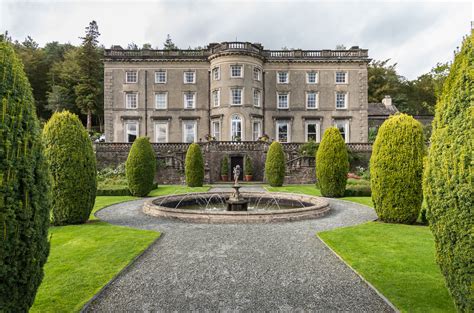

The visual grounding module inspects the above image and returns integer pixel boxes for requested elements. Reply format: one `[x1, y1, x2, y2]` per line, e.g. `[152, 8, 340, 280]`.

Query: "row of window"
[124, 118, 349, 144]
[125, 90, 349, 110]
[125, 69, 349, 84]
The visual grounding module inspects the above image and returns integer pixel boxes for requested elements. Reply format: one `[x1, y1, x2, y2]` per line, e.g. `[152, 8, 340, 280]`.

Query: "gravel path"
[85, 196, 395, 312]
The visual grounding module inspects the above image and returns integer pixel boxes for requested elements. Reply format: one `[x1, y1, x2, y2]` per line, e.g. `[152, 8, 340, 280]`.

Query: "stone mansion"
[103, 42, 373, 143]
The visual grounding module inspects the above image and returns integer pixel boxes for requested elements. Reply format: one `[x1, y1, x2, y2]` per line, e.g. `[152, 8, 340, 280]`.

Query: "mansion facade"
[103, 42, 370, 143]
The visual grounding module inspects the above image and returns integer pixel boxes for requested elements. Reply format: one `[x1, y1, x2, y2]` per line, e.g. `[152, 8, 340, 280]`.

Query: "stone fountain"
[226, 165, 249, 211]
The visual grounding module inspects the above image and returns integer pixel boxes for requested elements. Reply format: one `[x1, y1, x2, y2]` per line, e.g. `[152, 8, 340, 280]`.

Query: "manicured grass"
[318, 222, 455, 313]
[266, 184, 372, 206]
[148, 185, 210, 197]
[31, 197, 160, 312]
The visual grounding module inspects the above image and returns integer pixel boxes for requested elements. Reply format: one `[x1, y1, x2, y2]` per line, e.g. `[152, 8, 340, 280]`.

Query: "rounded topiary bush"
[43, 111, 97, 225]
[0, 41, 51, 311]
[125, 137, 156, 196]
[370, 113, 424, 224]
[265, 141, 285, 187]
[185, 143, 204, 187]
[424, 31, 473, 312]
[316, 127, 349, 197]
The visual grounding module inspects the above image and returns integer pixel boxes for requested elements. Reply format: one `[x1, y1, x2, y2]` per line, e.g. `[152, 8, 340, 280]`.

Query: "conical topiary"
[424, 31, 473, 311]
[0, 41, 51, 311]
[125, 136, 156, 196]
[316, 127, 349, 197]
[370, 113, 424, 224]
[185, 143, 204, 187]
[265, 141, 285, 187]
[43, 111, 97, 225]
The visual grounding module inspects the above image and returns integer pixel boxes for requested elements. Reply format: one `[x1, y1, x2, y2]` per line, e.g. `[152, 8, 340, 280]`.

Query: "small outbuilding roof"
[368, 102, 399, 117]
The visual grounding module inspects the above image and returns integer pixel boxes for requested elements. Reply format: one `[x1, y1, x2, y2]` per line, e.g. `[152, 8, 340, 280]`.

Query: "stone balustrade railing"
[94, 142, 372, 153]
[104, 43, 369, 61]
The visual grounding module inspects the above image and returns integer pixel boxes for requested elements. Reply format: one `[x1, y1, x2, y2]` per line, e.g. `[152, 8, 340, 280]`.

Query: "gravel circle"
[85, 196, 395, 312]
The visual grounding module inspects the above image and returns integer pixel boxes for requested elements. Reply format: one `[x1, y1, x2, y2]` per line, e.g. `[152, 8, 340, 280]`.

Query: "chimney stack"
[382, 95, 392, 108]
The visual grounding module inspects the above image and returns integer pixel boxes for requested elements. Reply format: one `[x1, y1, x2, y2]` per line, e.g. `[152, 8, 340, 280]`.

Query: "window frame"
[154, 70, 167, 84]
[335, 71, 348, 84]
[277, 92, 290, 109]
[125, 71, 138, 83]
[211, 120, 221, 141]
[306, 71, 318, 84]
[124, 121, 139, 143]
[212, 89, 220, 107]
[155, 92, 168, 110]
[230, 65, 243, 78]
[230, 114, 243, 141]
[253, 67, 262, 81]
[252, 120, 262, 141]
[183, 92, 196, 109]
[182, 120, 197, 143]
[230, 87, 243, 106]
[335, 91, 348, 109]
[276, 120, 291, 143]
[125, 92, 138, 109]
[277, 71, 289, 84]
[212, 66, 220, 80]
[183, 70, 196, 84]
[253, 88, 261, 107]
[334, 119, 350, 143]
[306, 91, 318, 110]
[305, 120, 321, 143]
[154, 122, 169, 143]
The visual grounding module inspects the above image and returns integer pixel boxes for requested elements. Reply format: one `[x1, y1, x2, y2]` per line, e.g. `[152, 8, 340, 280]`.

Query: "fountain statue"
[226, 165, 249, 211]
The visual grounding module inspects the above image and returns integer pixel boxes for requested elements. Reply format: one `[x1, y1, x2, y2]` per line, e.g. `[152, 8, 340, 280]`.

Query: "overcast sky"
[1, 0, 472, 79]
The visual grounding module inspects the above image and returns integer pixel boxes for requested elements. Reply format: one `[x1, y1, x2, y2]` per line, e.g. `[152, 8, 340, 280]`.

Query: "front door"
[230, 156, 244, 181]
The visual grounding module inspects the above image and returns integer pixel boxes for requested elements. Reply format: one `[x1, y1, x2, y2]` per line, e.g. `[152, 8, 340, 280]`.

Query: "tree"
[163, 34, 178, 50]
[75, 20, 103, 131]
[370, 114, 424, 224]
[0, 41, 50, 311]
[368, 59, 406, 104]
[142, 43, 152, 49]
[185, 143, 204, 187]
[265, 142, 285, 187]
[43, 111, 97, 225]
[125, 137, 157, 196]
[424, 32, 473, 311]
[316, 127, 349, 197]
[46, 84, 73, 112]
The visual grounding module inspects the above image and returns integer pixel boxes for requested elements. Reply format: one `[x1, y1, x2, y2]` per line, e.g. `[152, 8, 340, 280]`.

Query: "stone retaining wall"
[95, 142, 372, 184]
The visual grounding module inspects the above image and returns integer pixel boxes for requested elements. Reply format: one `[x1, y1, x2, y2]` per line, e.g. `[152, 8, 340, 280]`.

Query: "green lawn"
[318, 223, 455, 312]
[31, 198, 157, 312]
[265, 184, 373, 207]
[31, 184, 210, 312]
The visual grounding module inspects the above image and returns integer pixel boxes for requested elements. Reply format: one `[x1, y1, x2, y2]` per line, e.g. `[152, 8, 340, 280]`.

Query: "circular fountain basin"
[143, 192, 330, 223]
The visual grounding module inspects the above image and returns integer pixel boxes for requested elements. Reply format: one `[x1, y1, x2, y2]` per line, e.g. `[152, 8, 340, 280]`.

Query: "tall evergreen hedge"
[265, 141, 285, 187]
[43, 111, 97, 225]
[370, 113, 424, 224]
[125, 137, 156, 196]
[0, 41, 51, 311]
[424, 32, 473, 312]
[316, 127, 349, 197]
[185, 143, 204, 187]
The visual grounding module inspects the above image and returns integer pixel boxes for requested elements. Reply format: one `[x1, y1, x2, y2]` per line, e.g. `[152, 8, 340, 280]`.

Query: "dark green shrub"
[316, 127, 349, 197]
[185, 143, 204, 187]
[43, 111, 97, 225]
[298, 140, 319, 157]
[125, 137, 156, 196]
[370, 113, 424, 224]
[424, 32, 473, 312]
[221, 155, 229, 176]
[244, 155, 253, 175]
[265, 141, 285, 187]
[96, 188, 131, 196]
[0, 41, 51, 311]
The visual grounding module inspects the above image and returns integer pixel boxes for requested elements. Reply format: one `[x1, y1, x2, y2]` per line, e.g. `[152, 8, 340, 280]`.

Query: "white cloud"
[0, 0, 472, 79]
